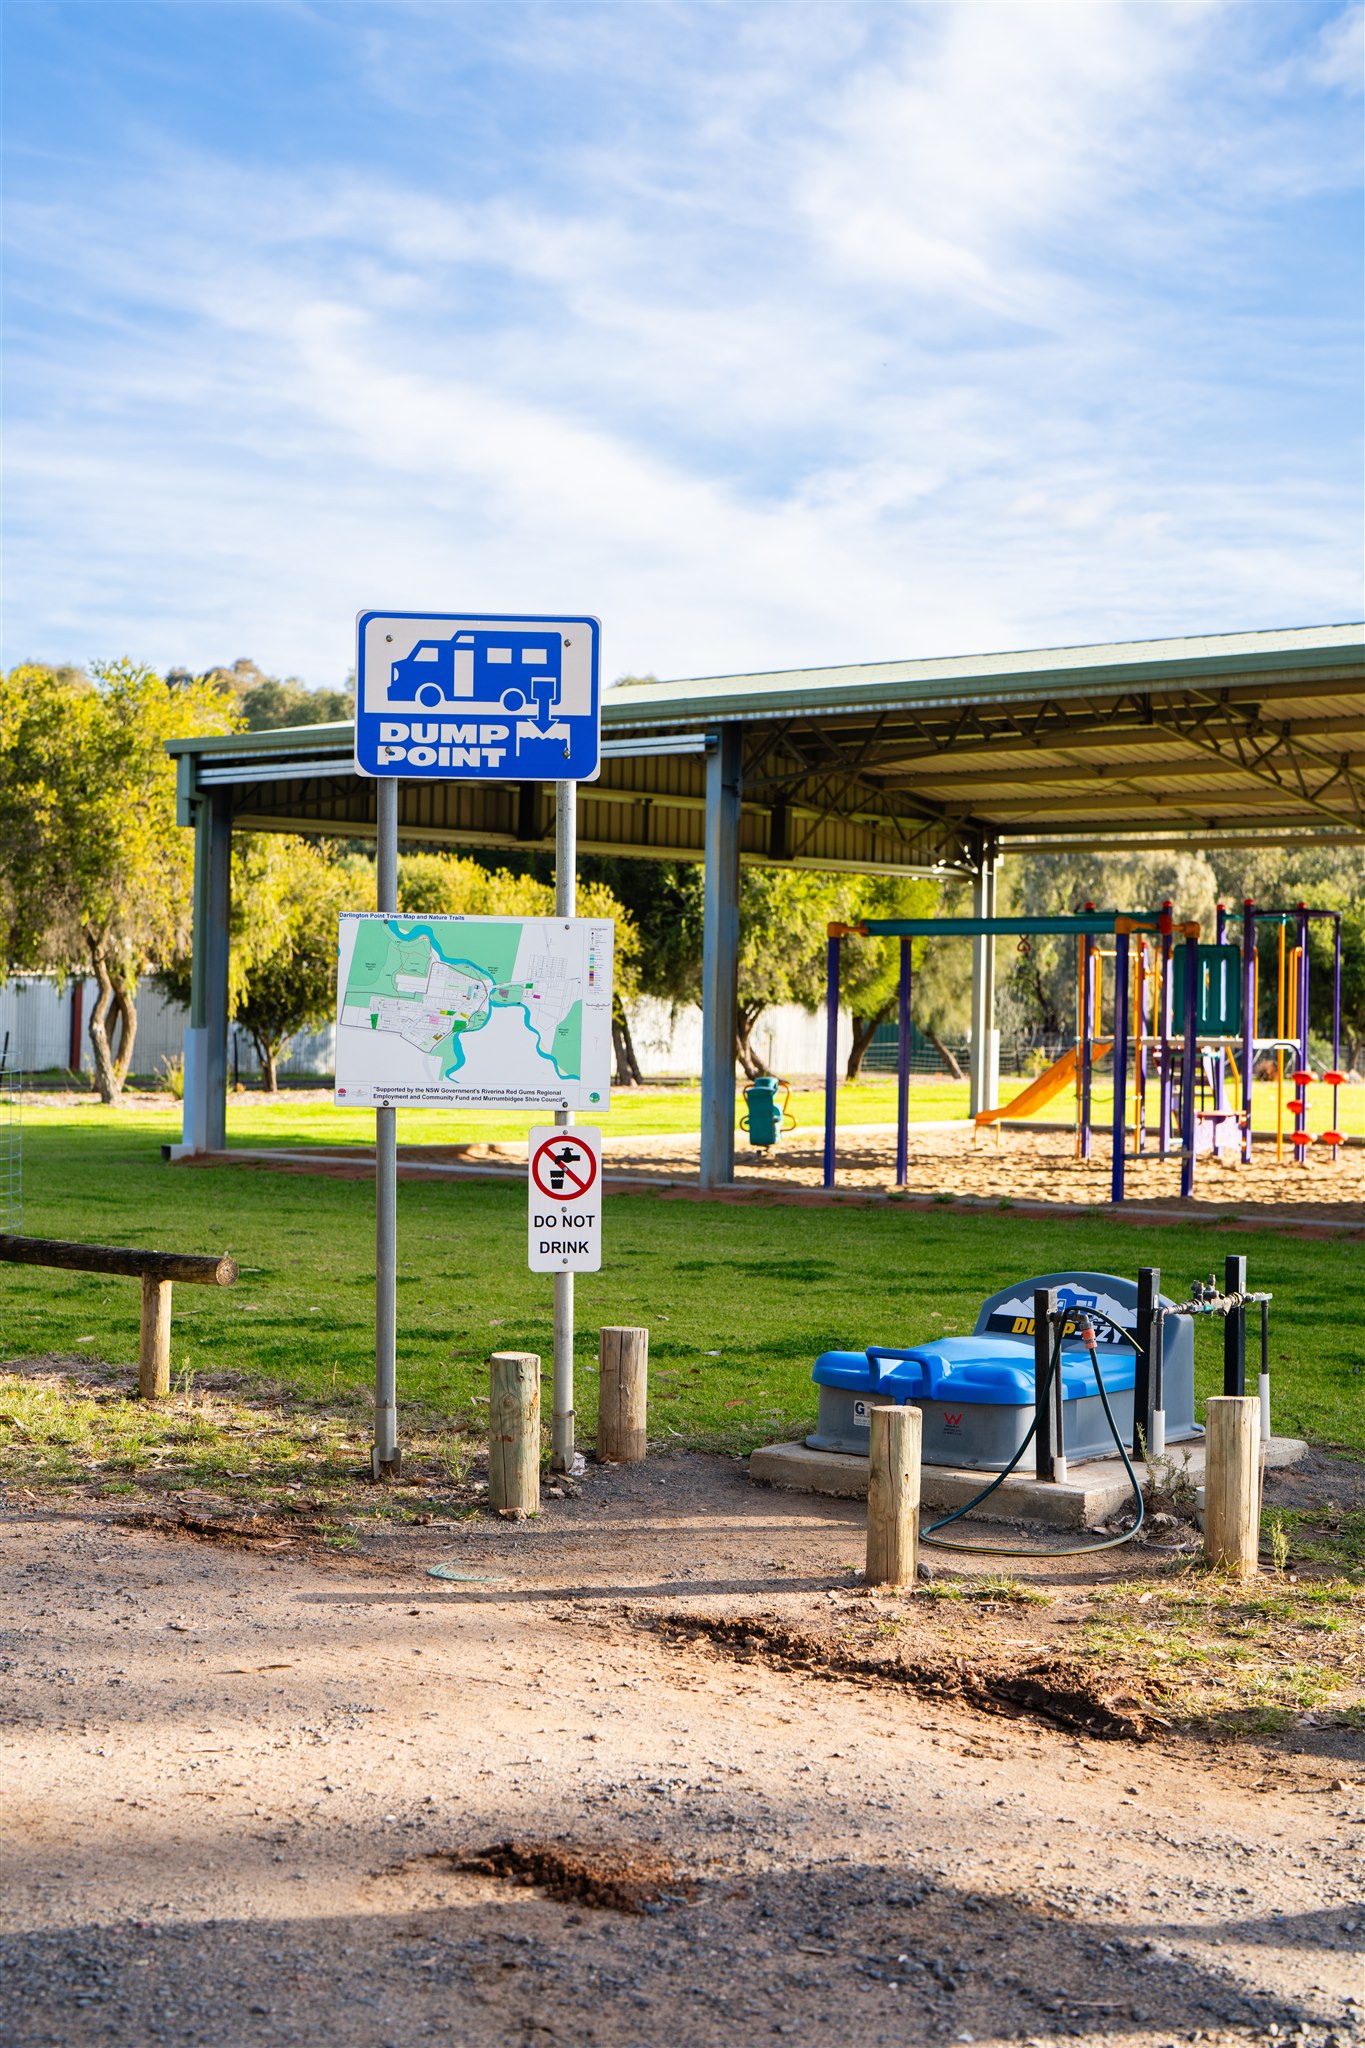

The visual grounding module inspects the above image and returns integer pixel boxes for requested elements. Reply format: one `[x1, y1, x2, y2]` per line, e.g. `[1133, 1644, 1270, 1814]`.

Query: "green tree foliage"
[158, 836, 364, 1091]
[0, 660, 237, 1102]
[167, 658, 353, 731]
[583, 858, 944, 1078]
[396, 853, 555, 921]
[235, 839, 359, 1091]
[395, 853, 643, 1085]
[574, 857, 704, 1080]
[996, 844, 1363, 1069]
[837, 875, 945, 1078]
[733, 868, 942, 1079]
[1205, 844, 1365, 1068]
[996, 850, 1219, 1046]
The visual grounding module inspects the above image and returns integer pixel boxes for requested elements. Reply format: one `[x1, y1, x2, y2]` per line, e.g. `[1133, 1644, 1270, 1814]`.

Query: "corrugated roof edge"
[603, 622, 1365, 723]
[166, 622, 1364, 755]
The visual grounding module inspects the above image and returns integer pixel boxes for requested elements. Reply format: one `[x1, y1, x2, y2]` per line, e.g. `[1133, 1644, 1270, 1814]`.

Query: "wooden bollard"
[139, 1278, 173, 1400]
[866, 1403, 922, 1588]
[488, 1352, 541, 1516]
[1203, 1395, 1262, 1578]
[597, 1327, 648, 1463]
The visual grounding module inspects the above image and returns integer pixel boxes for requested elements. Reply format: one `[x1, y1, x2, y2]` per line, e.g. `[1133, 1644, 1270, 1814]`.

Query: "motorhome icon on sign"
[355, 611, 601, 781]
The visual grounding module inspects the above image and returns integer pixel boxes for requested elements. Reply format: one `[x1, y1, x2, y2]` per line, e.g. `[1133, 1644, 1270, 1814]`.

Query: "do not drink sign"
[528, 1127, 603, 1271]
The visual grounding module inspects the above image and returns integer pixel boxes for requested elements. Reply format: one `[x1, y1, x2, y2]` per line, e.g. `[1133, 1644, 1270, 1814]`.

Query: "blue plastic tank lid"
[812, 1338, 1135, 1404]
[812, 1349, 925, 1397]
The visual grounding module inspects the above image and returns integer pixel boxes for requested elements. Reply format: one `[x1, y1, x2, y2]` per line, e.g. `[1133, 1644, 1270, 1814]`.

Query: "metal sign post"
[552, 778, 578, 1473]
[373, 775, 400, 1479]
[349, 609, 601, 1484]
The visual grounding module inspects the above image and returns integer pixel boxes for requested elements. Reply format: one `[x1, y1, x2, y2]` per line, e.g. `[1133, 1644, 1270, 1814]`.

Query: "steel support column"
[822, 934, 841, 1190]
[699, 728, 742, 1190]
[181, 790, 231, 1157]
[969, 854, 1000, 1117]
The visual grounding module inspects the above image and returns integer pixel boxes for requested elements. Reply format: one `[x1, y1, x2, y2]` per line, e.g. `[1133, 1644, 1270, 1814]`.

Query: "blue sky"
[3, 1, 1361, 690]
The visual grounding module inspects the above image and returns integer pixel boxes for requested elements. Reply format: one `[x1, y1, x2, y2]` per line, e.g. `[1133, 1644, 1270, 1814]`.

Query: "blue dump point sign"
[355, 611, 601, 781]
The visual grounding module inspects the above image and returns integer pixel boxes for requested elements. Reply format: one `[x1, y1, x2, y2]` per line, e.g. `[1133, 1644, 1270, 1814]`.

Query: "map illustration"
[335, 914, 614, 1110]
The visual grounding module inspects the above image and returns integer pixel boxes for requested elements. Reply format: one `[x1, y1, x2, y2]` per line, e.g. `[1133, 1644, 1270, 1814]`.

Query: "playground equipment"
[740, 1075, 794, 1151]
[805, 1254, 1272, 1558]
[971, 1041, 1111, 1145]
[821, 899, 1348, 1202]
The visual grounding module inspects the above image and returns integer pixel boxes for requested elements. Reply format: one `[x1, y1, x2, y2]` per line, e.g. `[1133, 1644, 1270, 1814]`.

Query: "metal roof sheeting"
[166, 623, 1365, 866]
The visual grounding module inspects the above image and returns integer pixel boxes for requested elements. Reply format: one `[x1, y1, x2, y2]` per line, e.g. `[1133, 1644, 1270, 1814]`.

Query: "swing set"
[822, 900, 1347, 1203]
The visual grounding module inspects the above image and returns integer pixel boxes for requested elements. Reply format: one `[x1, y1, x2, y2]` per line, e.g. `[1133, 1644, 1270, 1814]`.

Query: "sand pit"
[193, 1109, 1362, 1228]
[597, 1120, 1362, 1227]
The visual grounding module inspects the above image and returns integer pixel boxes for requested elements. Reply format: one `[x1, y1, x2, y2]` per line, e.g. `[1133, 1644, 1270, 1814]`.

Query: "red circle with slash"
[531, 1136, 598, 1202]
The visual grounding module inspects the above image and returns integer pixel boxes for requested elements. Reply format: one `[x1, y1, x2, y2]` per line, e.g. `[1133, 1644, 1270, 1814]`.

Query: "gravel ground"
[1, 1454, 1361, 2048]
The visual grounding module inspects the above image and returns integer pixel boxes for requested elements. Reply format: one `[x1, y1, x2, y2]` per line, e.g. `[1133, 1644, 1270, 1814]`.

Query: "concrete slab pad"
[748, 1434, 1309, 1531]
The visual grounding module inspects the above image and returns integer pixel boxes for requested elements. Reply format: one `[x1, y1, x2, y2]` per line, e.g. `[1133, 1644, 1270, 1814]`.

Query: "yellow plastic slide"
[974, 1041, 1112, 1127]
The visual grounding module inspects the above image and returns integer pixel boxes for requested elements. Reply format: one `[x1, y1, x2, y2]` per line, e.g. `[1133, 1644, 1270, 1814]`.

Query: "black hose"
[919, 1307, 1146, 1559]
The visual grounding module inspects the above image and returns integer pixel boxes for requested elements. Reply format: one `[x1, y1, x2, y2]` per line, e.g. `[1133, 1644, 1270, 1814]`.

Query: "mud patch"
[452, 1838, 694, 1913]
[118, 1507, 299, 1548]
[648, 1611, 1161, 1742]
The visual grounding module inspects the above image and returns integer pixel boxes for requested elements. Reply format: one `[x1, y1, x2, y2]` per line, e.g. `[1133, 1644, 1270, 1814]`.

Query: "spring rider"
[740, 1076, 794, 1151]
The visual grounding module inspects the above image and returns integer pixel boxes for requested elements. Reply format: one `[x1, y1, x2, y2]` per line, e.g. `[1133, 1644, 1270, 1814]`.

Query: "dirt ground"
[614, 1123, 1364, 1224]
[212, 1122, 1364, 1232]
[2, 1453, 1361, 2048]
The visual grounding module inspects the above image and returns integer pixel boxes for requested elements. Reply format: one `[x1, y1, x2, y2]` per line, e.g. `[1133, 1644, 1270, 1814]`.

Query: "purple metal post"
[1110, 929, 1130, 1204]
[1241, 899, 1256, 1163]
[1295, 903, 1310, 1154]
[1213, 903, 1228, 1116]
[822, 933, 841, 1189]
[1180, 933, 1199, 1198]
[895, 937, 911, 1186]
[1136, 942, 1148, 1151]
[1079, 930, 1095, 1160]
[1331, 911, 1343, 1139]
[1158, 903, 1174, 1157]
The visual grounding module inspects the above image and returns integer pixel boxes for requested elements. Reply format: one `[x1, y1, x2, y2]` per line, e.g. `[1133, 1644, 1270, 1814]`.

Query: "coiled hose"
[919, 1308, 1145, 1559]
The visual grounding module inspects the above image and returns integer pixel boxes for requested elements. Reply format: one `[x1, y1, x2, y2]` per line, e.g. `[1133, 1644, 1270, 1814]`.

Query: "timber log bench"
[0, 1236, 238, 1398]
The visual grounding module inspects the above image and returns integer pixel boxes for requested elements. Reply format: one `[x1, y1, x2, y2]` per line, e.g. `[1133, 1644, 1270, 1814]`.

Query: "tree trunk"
[110, 976, 137, 1086]
[84, 937, 122, 1106]
[611, 1007, 644, 1088]
[928, 1029, 965, 1083]
[252, 1033, 282, 1093]
[734, 1003, 769, 1080]
[846, 1003, 893, 1082]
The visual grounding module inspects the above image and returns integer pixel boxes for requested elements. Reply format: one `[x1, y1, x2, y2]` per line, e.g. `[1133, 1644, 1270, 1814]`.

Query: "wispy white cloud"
[2, 1, 1360, 687]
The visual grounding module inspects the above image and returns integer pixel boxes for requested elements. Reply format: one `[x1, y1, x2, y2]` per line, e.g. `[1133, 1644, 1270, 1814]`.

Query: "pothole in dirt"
[646, 1611, 1162, 1742]
[429, 1838, 695, 1914]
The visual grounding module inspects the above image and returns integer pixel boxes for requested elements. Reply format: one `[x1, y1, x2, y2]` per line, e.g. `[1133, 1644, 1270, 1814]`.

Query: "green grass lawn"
[225, 1076, 1000, 1148]
[4, 1106, 1360, 1462]
[30, 1066, 1357, 1152]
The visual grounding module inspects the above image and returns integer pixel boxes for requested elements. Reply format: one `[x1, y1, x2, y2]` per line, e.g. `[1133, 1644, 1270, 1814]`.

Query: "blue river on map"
[388, 921, 574, 1081]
